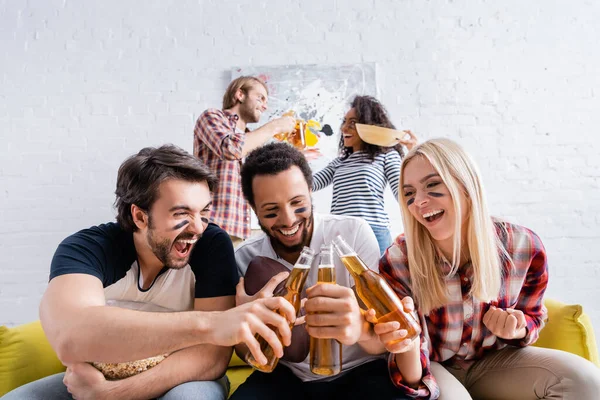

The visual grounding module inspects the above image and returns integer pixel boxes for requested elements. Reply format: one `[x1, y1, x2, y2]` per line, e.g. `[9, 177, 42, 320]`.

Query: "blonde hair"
[399, 138, 505, 314]
[222, 76, 268, 110]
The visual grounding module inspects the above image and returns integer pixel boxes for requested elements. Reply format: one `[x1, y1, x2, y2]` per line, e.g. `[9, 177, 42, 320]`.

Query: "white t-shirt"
[235, 213, 384, 381]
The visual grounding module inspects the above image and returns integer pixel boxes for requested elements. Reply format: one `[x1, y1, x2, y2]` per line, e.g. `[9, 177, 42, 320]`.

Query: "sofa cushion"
[533, 298, 599, 367]
[228, 351, 247, 367]
[226, 366, 253, 395]
[0, 321, 66, 396]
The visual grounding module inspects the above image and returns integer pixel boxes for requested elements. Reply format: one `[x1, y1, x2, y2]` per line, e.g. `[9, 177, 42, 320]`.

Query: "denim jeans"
[370, 224, 392, 256]
[2, 372, 229, 400]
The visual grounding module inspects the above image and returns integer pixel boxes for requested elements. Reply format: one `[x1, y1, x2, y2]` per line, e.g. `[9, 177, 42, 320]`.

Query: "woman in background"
[312, 95, 417, 255]
[370, 138, 600, 399]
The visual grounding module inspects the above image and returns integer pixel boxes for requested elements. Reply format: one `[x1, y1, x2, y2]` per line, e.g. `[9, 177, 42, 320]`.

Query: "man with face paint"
[5, 145, 299, 400]
[231, 142, 411, 400]
[194, 76, 296, 246]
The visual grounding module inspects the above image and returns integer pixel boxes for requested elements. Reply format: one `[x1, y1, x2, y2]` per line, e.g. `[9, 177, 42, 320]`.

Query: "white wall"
[1, 1, 599, 347]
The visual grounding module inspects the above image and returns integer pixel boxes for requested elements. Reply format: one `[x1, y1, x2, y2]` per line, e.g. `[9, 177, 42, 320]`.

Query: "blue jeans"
[370, 224, 392, 256]
[2, 372, 229, 400]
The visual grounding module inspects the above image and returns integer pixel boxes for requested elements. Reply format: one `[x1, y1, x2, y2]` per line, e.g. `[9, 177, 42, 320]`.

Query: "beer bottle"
[331, 235, 421, 342]
[246, 246, 315, 372]
[310, 244, 342, 376]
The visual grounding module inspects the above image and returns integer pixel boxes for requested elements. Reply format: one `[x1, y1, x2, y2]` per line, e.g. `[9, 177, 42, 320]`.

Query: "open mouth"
[173, 238, 197, 258]
[279, 224, 300, 236]
[423, 209, 444, 223]
[276, 222, 303, 241]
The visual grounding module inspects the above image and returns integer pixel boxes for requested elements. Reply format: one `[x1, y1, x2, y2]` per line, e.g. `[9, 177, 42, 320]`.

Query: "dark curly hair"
[241, 142, 313, 207]
[339, 95, 404, 161]
[114, 144, 217, 232]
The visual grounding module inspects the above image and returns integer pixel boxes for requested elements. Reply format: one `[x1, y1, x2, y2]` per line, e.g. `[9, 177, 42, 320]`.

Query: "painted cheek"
[294, 207, 307, 214]
[407, 198, 415, 206]
[428, 192, 444, 198]
[200, 217, 209, 224]
[264, 214, 277, 219]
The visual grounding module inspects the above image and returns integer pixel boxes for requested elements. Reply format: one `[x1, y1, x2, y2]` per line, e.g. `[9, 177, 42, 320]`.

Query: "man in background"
[194, 76, 295, 246]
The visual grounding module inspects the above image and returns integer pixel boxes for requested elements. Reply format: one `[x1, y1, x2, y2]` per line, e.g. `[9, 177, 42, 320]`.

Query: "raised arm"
[242, 116, 295, 157]
[194, 109, 245, 161]
[312, 158, 341, 191]
[40, 275, 294, 365]
[383, 150, 402, 200]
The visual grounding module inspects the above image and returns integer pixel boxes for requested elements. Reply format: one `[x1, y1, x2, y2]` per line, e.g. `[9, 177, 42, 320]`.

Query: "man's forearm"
[44, 305, 217, 364]
[241, 127, 274, 157]
[108, 344, 232, 400]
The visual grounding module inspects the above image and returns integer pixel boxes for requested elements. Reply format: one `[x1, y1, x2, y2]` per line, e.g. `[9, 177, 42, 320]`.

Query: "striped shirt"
[312, 150, 401, 227]
[379, 222, 549, 399]
[193, 109, 251, 239]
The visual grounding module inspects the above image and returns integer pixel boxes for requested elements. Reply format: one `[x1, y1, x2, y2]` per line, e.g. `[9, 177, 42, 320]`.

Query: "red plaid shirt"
[193, 108, 250, 239]
[379, 221, 548, 399]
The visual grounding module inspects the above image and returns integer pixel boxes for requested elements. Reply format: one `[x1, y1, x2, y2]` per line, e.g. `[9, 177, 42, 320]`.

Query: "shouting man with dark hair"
[4, 144, 297, 400]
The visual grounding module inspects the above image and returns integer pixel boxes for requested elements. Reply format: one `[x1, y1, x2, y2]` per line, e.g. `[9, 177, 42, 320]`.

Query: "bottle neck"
[339, 253, 369, 276]
[286, 250, 313, 294]
[318, 252, 333, 267]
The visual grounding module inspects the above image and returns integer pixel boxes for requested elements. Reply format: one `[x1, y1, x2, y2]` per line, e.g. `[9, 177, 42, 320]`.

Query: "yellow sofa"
[1, 298, 598, 397]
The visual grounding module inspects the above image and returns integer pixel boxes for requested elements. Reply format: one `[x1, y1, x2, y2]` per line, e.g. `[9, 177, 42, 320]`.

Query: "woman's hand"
[399, 130, 418, 150]
[364, 296, 420, 353]
[483, 306, 527, 340]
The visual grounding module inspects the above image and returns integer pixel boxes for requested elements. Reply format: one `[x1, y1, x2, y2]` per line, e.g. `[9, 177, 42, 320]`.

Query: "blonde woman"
[368, 138, 600, 399]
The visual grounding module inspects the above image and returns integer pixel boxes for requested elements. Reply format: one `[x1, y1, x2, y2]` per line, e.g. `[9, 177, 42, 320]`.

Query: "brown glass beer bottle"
[332, 235, 421, 342]
[246, 247, 315, 372]
[309, 244, 342, 376]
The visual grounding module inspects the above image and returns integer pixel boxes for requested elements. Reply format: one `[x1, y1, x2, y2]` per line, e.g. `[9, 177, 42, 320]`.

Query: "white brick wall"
[1, 0, 599, 348]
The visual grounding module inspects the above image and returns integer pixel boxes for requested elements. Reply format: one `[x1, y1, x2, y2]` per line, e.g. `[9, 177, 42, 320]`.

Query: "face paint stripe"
[428, 192, 444, 197]
[407, 198, 415, 206]
[294, 207, 308, 214]
[172, 220, 190, 230]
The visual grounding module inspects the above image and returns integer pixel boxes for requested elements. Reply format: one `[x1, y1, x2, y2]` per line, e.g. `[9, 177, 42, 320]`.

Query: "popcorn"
[91, 354, 168, 380]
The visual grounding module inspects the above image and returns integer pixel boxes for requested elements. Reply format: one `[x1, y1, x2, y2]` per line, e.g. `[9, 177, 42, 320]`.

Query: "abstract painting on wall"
[232, 62, 378, 171]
